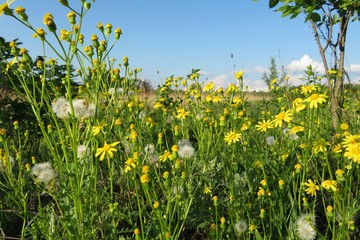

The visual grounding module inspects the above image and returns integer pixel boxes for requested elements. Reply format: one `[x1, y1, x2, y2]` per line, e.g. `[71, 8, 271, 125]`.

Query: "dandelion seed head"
[31, 162, 56, 183]
[234, 220, 248, 235]
[296, 214, 316, 240]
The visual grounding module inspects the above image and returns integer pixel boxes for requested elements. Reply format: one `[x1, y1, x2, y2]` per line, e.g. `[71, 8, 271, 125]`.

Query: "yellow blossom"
[273, 110, 292, 127]
[159, 150, 172, 162]
[92, 122, 107, 135]
[290, 125, 305, 134]
[300, 85, 317, 95]
[305, 93, 327, 109]
[304, 179, 319, 197]
[203, 82, 215, 92]
[321, 179, 337, 192]
[235, 70, 244, 80]
[95, 141, 120, 161]
[255, 119, 273, 132]
[224, 130, 241, 145]
[176, 108, 190, 119]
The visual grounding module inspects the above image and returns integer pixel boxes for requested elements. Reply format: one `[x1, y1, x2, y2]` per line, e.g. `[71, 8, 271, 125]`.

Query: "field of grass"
[1, 1, 360, 239]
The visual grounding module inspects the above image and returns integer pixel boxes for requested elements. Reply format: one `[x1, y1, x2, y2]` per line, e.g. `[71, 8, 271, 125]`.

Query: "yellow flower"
[255, 119, 273, 132]
[95, 141, 120, 161]
[312, 138, 330, 154]
[235, 70, 244, 80]
[32, 28, 46, 39]
[159, 150, 172, 162]
[257, 187, 265, 197]
[224, 130, 241, 145]
[176, 108, 190, 119]
[321, 179, 337, 192]
[203, 82, 215, 92]
[203, 186, 212, 194]
[292, 97, 306, 112]
[43, 13, 54, 26]
[140, 173, 150, 184]
[342, 134, 360, 149]
[300, 85, 316, 95]
[125, 158, 137, 172]
[304, 179, 319, 197]
[92, 122, 107, 135]
[340, 123, 349, 131]
[0, 0, 14, 16]
[15, 6, 25, 14]
[305, 93, 327, 109]
[344, 143, 360, 163]
[327, 69, 337, 75]
[290, 125, 305, 134]
[273, 110, 292, 127]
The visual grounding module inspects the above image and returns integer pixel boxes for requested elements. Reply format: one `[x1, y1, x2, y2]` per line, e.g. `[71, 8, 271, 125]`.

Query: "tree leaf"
[269, 0, 280, 8]
[310, 12, 321, 22]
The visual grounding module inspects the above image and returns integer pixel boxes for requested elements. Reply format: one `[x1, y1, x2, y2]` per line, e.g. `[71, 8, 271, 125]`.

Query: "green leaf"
[310, 12, 321, 22]
[269, 0, 280, 8]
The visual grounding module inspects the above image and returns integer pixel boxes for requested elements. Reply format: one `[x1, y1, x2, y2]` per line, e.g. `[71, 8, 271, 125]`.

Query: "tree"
[263, 0, 360, 132]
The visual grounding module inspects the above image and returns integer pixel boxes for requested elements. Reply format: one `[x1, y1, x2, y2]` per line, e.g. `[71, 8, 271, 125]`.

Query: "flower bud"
[83, 1, 91, 10]
[114, 28, 122, 40]
[15, 6, 28, 21]
[67, 11, 76, 25]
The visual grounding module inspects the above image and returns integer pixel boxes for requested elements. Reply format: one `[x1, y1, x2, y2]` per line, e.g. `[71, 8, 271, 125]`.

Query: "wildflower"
[344, 144, 360, 163]
[203, 185, 212, 194]
[32, 28, 46, 39]
[266, 136, 275, 146]
[31, 162, 56, 183]
[273, 110, 292, 127]
[0, 0, 14, 16]
[300, 85, 317, 95]
[43, 13, 56, 31]
[213, 196, 218, 206]
[92, 123, 107, 136]
[203, 82, 215, 92]
[292, 98, 306, 112]
[140, 173, 150, 184]
[255, 119, 273, 132]
[342, 134, 360, 149]
[294, 163, 302, 173]
[305, 93, 327, 109]
[235, 70, 244, 80]
[327, 69, 337, 75]
[304, 179, 319, 197]
[224, 130, 241, 145]
[177, 139, 195, 159]
[176, 108, 190, 120]
[340, 123, 349, 131]
[312, 138, 330, 154]
[153, 201, 160, 209]
[159, 150, 172, 162]
[296, 214, 316, 240]
[321, 179, 337, 192]
[234, 220, 247, 235]
[95, 141, 120, 161]
[124, 158, 137, 172]
[326, 205, 334, 217]
[248, 224, 257, 231]
[51, 97, 70, 118]
[290, 125, 305, 134]
[257, 187, 265, 197]
[278, 179, 285, 189]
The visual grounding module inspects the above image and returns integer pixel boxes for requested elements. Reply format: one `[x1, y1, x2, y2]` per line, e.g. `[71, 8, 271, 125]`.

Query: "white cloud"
[199, 70, 209, 75]
[286, 55, 324, 73]
[348, 64, 360, 72]
[254, 66, 268, 74]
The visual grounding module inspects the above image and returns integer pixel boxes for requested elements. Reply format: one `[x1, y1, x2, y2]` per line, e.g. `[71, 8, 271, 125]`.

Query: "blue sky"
[1, 0, 360, 90]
